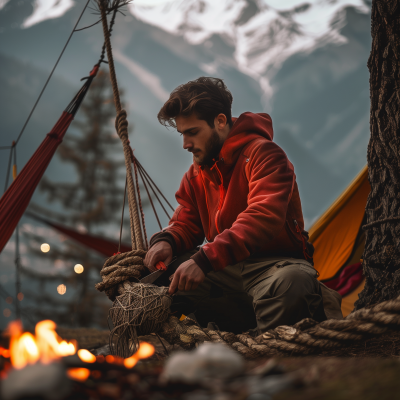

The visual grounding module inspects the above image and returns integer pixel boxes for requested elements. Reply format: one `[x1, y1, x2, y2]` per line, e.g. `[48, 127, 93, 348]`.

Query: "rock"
[1, 363, 70, 400]
[91, 344, 111, 356]
[160, 342, 244, 385]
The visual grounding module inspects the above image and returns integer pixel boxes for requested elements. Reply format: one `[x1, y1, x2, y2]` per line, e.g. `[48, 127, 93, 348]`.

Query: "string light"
[74, 264, 84, 274]
[57, 284, 66, 295]
[41, 243, 50, 253]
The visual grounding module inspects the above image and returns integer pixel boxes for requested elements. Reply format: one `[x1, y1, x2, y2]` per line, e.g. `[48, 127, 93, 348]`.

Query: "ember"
[78, 349, 96, 363]
[67, 367, 90, 382]
[124, 342, 156, 369]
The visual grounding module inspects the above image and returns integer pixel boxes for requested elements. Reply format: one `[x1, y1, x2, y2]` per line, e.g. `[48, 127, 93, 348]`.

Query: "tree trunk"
[355, 0, 400, 309]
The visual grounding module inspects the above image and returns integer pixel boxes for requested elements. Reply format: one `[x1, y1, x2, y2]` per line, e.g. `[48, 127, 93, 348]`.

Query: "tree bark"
[355, 0, 400, 309]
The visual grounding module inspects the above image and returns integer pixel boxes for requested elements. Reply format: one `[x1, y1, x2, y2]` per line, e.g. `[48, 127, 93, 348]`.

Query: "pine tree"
[22, 70, 128, 328]
[355, 0, 400, 308]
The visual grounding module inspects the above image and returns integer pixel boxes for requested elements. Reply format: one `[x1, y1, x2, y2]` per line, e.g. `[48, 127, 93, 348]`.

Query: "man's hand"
[169, 259, 205, 295]
[144, 241, 173, 272]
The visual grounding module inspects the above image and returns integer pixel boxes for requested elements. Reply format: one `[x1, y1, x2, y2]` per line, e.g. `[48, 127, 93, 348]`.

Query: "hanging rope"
[99, 1, 144, 251]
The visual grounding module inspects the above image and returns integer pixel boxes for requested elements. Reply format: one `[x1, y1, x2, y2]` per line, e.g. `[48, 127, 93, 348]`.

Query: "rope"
[133, 159, 148, 248]
[363, 216, 400, 230]
[137, 163, 163, 230]
[95, 249, 147, 301]
[3, 143, 14, 193]
[135, 158, 172, 220]
[134, 156, 175, 213]
[118, 178, 127, 253]
[99, 1, 144, 251]
[156, 293, 400, 359]
[108, 283, 172, 358]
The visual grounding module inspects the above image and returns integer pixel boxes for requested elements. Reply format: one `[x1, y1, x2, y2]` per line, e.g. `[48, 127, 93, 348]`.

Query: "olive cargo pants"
[170, 251, 340, 334]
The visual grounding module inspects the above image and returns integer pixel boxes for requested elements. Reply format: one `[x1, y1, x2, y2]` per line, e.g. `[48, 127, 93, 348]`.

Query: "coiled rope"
[157, 294, 400, 359]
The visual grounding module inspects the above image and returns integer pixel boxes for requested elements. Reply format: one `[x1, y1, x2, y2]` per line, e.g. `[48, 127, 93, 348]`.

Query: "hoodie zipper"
[199, 167, 212, 241]
[211, 162, 226, 235]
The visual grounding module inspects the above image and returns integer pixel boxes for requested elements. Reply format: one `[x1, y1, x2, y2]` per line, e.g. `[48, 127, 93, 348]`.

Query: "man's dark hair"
[157, 77, 233, 129]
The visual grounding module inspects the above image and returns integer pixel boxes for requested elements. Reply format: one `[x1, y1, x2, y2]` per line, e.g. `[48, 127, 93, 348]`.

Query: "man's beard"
[195, 129, 223, 167]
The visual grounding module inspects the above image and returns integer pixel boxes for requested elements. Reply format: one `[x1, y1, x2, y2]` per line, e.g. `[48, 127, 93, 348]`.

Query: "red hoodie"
[151, 112, 313, 273]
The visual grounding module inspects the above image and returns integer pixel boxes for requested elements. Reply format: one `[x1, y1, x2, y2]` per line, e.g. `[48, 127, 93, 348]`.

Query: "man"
[145, 77, 342, 334]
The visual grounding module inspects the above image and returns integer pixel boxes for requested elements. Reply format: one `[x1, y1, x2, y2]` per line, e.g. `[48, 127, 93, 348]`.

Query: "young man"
[145, 77, 342, 334]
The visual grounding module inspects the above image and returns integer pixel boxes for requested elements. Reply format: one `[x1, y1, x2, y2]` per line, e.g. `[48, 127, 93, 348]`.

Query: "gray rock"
[160, 342, 244, 385]
[1, 363, 70, 400]
[90, 344, 111, 356]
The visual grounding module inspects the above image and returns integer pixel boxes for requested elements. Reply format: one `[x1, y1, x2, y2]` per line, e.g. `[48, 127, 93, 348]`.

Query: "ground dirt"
[3, 327, 400, 399]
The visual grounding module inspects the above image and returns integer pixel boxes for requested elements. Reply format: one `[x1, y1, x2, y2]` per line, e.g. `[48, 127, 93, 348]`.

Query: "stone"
[1, 363, 70, 400]
[160, 342, 244, 384]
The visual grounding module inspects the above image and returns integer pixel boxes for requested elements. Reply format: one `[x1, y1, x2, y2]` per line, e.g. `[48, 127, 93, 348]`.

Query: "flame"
[136, 342, 155, 359]
[35, 320, 76, 362]
[57, 341, 76, 357]
[123, 342, 155, 369]
[10, 332, 39, 370]
[77, 349, 96, 363]
[123, 356, 138, 369]
[0, 347, 10, 358]
[67, 368, 90, 382]
[6, 319, 76, 369]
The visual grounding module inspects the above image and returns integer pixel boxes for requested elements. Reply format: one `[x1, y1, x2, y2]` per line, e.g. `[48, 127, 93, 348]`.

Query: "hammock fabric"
[309, 166, 370, 316]
[26, 212, 130, 257]
[0, 65, 100, 254]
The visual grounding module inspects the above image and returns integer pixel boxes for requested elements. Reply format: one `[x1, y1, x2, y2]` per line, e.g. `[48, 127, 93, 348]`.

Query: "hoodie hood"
[219, 112, 274, 165]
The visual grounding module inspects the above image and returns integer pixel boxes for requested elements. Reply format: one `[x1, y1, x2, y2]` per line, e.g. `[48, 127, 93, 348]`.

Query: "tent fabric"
[26, 212, 130, 257]
[0, 68, 98, 254]
[323, 262, 363, 297]
[341, 279, 365, 317]
[308, 166, 370, 316]
[309, 166, 369, 281]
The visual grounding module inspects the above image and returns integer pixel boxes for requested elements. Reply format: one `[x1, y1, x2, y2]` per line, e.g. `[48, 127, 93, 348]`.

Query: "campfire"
[0, 319, 155, 400]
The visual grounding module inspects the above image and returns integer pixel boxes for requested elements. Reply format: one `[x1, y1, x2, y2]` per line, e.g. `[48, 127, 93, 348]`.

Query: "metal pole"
[15, 224, 21, 320]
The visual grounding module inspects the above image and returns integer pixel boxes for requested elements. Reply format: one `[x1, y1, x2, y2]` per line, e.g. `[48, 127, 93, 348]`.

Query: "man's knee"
[268, 265, 318, 299]
[252, 264, 323, 331]
[253, 265, 321, 312]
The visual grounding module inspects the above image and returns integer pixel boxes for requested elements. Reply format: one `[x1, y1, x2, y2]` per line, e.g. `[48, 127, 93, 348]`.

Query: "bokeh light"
[40, 243, 50, 253]
[3, 309, 11, 318]
[17, 293, 24, 301]
[74, 264, 84, 274]
[57, 284, 66, 295]
[5, 296, 12, 304]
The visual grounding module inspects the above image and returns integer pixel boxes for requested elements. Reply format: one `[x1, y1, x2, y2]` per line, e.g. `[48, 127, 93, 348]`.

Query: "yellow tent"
[308, 166, 370, 317]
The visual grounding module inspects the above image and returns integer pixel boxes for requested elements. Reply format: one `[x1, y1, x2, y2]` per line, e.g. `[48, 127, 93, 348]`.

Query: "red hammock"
[0, 66, 100, 253]
[26, 212, 130, 257]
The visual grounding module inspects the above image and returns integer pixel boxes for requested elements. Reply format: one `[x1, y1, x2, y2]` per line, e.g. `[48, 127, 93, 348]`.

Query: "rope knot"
[115, 109, 129, 140]
[95, 249, 147, 301]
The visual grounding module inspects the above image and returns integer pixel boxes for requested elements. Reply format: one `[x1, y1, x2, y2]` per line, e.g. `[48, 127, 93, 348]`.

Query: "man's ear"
[215, 113, 227, 129]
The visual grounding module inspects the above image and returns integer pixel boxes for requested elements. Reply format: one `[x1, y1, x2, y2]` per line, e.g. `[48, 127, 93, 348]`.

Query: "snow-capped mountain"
[0, 0, 371, 228]
[130, 0, 369, 99]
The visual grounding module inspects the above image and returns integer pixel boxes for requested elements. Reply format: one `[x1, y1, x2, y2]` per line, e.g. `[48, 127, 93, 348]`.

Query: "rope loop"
[95, 249, 147, 301]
